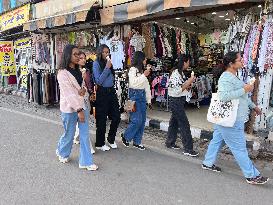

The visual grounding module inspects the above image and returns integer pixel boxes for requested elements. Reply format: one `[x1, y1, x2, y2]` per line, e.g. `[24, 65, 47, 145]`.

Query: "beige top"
[128, 67, 151, 103]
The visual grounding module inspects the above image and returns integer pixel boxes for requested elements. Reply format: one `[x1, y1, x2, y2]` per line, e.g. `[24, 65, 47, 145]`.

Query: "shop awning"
[100, 0, 263, 25]
[23, 0, 100, 31]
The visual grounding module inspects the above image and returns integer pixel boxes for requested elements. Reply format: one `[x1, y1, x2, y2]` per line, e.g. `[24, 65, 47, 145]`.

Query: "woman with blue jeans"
[73, 51, 95, 155]
[121, 51, 151, 151]
[56, 44, 98, 171]
[202, 52, 268, 185]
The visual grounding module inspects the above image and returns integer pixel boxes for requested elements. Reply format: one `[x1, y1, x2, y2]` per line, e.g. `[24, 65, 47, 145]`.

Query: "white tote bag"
[207, 93, 239, 127]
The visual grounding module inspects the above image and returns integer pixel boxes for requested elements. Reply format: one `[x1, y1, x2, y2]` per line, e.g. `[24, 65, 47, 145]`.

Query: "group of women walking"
[55, 43, 269, 185]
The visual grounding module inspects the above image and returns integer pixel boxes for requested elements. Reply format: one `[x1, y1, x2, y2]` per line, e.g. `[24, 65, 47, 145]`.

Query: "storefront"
[17, 0, 273, 133]
[97, 0, 272, 133]
[22, 0, 101, 105]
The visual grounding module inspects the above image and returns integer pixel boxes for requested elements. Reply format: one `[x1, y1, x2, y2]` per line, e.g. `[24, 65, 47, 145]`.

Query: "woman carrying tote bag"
[202, 52, 268, 185]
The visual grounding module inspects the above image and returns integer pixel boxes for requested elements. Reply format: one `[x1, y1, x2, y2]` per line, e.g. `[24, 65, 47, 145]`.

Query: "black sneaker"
[133, 144, 146, 151]
[121, 133, 129, 147]
[183, 150, 199, 157]
[167, 145, 181, 150]
[246, 176, 269, 185]
[202, 164, 222, 173]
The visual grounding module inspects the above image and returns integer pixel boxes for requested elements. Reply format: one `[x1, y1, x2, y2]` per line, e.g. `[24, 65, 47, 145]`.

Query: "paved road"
[0, 106, 273, 205]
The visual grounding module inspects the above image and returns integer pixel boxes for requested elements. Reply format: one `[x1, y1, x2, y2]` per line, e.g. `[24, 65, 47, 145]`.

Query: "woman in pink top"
[56, 44, 98, 171]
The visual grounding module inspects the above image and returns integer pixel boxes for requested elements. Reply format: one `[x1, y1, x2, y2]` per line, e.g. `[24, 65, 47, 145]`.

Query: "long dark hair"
[96, 44, 110, 71]
[59, 44, 79, 70]
[132, 51, 146, 73]
[96, 44, 116, 78]
[175, 54, 190, 75]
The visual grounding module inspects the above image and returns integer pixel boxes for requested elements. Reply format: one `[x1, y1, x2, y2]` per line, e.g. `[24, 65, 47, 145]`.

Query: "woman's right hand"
[188, 76, 196, 84]
[144, 69, 151, 77]
[78, 111, 85, 123]
[244, 84, 254, 93]
[182, 76, 195, 91]
[106, 59, 112, 68]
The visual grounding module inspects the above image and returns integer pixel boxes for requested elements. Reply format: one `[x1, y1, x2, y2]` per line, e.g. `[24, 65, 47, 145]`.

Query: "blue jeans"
[203, 121, 260, 178]
[57, 109, 93, 166]
[124, 89, 147, 145]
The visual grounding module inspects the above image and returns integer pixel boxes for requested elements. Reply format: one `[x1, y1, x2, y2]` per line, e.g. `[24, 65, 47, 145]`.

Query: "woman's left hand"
[254, 107, 262, 116]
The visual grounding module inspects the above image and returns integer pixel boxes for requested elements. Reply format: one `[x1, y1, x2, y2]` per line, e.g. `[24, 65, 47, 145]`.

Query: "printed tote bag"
[207, 93, 239, 127]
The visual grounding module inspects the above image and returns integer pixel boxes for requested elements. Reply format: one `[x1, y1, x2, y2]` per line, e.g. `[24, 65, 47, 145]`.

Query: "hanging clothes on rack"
[27, 71, 59, 106]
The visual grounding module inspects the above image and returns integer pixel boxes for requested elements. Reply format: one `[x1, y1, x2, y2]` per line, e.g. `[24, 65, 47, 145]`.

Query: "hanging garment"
[154, 24, 163, 58]
[142, 24, 155, 59]
[130, 33, 146, 52]
[264, 22, 273, 70]
[8, 75, 17, 84]
[170, 28, 177, 60]
[108, 39, 125, 70]
[45, 73, 50, 104]
[159, 26, 166, 57]
[162, 27, 172, 58]
[251, 24, 264, 74]
[257, 22, 270, 73]
[32, 73, 39, 104]
[247, 25, 258, 70]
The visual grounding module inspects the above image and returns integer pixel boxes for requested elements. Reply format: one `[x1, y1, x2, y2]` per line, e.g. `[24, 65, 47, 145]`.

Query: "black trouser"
[166, 96, 193, 151]
[95, 87, 121, 147]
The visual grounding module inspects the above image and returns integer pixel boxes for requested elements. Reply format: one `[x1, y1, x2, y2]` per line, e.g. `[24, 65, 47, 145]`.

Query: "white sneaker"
[96, 145, 110, 151]
[56, 150, 69, 163]
[108, 142, 118, 149]
[73, 138, 80, 145]
[79, 164, 98, 171]
[91, 147, 96, 154]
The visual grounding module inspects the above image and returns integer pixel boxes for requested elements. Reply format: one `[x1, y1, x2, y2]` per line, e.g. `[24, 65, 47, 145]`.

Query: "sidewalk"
[0, 86, 269, 153]
[121, 106, 263, 152]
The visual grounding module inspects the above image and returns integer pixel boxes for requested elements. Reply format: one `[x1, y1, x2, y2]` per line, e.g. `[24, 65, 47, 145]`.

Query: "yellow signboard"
[15, 37, 31, 49]
[0, 42, 16, 76]
[0, 4, 30, 31]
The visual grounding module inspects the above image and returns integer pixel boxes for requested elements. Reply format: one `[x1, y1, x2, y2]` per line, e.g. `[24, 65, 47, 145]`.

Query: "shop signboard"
[14, 37, 31, 91]
[0, 41, 16, 77]
[34, 0, 97, 19]
[0, 3, 30, 31]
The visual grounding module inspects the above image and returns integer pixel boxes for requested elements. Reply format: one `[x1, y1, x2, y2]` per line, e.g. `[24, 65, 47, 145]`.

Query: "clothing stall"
[27, 33, 59, 106]
[97, 1, 273, 132]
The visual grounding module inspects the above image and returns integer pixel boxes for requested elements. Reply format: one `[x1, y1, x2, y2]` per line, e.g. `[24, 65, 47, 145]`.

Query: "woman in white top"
[166, 54, 199, 157]
[121, 51, 151, 150]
